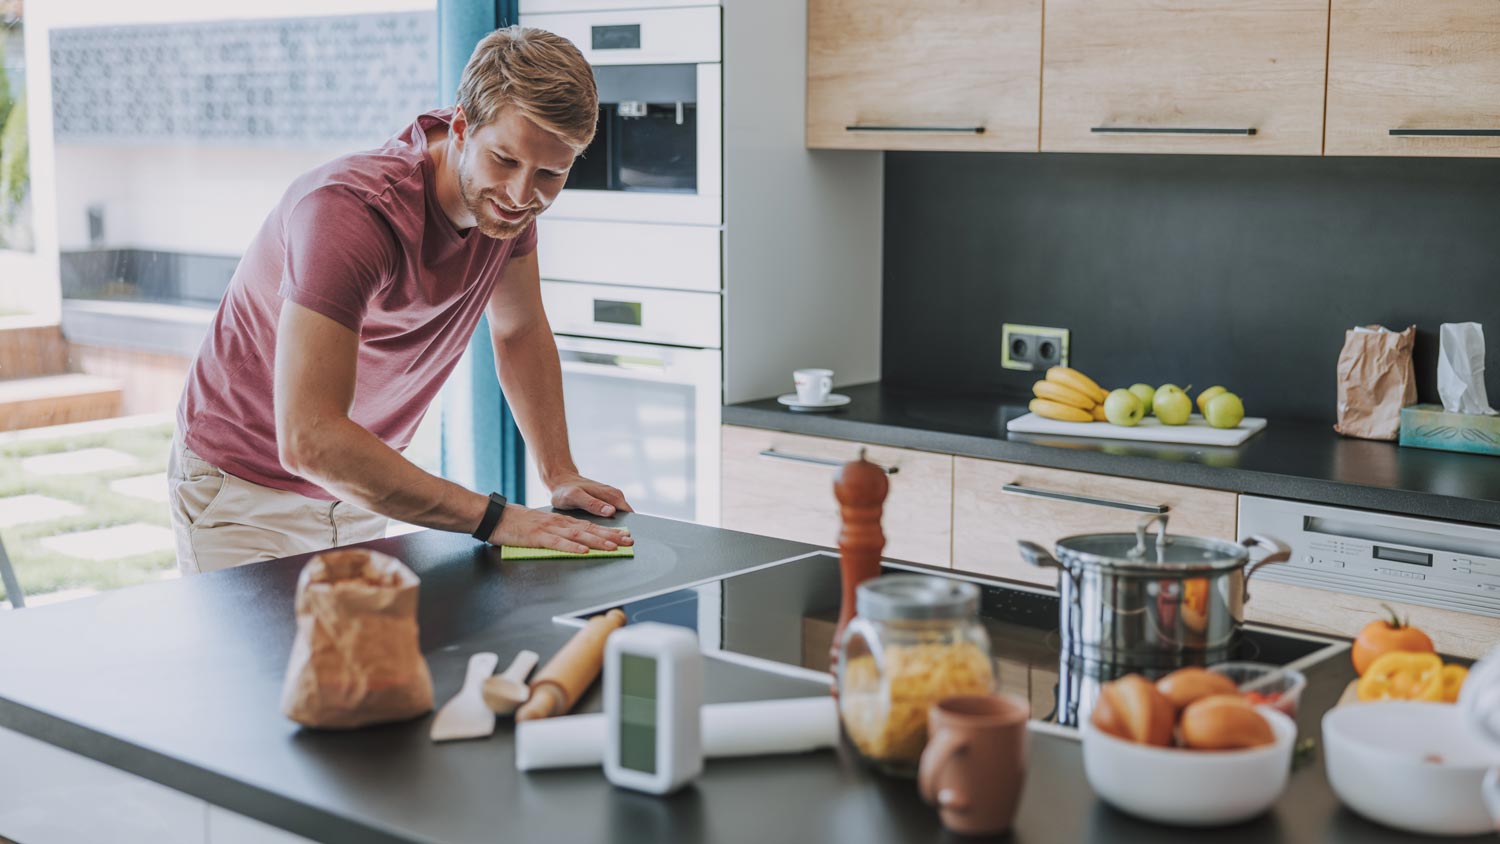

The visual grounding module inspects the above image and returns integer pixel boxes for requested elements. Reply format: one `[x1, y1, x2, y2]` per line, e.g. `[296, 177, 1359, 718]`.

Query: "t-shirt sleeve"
[277, 187, 399, 333]
[511, 220, 538, 258]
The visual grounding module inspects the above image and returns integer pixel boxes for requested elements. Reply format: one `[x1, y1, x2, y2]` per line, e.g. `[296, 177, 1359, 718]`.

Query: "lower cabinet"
[720, 425, 953, 567]
[952, 456, 1238, 585]
[0, 725, 315, 844]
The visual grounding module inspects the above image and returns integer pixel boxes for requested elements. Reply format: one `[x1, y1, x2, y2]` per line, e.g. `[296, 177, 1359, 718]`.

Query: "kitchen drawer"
[536, 219, 720, 292]
[1245, 579, 1499, 660]
[1326, 0, 1500, 157]
[806, 0, 1042, 152]
[952, 457, 1237, 585]
[540, 281, 720, 348]
[1040, 0, 1329, 155]
[720, 425, 952, 567]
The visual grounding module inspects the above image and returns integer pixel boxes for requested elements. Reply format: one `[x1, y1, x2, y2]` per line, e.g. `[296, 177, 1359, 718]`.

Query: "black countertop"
[724, 382, 1500, 527]
[0, 515, 1485, 843]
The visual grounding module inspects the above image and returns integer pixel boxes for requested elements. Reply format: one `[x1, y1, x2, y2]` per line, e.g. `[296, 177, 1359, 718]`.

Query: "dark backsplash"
[881, 152, 1500, 423]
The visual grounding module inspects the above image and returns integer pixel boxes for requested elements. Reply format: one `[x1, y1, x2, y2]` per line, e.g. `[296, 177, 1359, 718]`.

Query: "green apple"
[1196, 385, 1228, 416]
[1205, 392, 1245, 429]
[1103, 389, 1145, 427]
[1128, 383, 1155, 415]
[1153, 384, 1192, 425]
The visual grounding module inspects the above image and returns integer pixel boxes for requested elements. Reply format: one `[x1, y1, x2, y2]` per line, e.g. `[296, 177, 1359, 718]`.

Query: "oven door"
[520, 6, 721, 225]
[524, 334, 721, 526]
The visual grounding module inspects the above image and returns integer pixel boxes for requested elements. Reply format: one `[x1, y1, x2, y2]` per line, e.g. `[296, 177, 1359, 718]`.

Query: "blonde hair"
[456, 26, 599, 151]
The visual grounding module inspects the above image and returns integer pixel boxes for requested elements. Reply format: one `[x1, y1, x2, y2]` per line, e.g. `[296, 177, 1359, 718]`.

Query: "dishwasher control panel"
[1238, 495, 1500, 618]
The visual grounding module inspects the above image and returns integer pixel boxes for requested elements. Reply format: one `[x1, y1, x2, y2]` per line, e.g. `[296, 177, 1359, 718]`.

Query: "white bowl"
[1082, 705, 1296, 826]
[1323, 701, 1500, 836]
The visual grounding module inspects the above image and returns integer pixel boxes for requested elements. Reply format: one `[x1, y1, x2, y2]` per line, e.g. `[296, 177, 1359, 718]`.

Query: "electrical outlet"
[1002, 324, 1070, 371]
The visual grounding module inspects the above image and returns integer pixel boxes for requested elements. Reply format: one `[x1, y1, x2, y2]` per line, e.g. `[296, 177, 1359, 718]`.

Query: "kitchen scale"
[557, 550, 1346, 730]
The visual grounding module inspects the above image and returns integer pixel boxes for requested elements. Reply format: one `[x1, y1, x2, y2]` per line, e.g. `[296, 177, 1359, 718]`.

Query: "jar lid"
[856, 574, 979, 621]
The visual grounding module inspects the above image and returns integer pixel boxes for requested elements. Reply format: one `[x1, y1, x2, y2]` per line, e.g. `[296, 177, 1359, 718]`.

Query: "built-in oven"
[525, 286, 722, 525]
[519, 3, 721, 225]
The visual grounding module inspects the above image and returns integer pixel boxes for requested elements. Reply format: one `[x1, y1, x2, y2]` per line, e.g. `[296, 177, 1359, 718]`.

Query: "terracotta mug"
[918, 693, 1031, 836]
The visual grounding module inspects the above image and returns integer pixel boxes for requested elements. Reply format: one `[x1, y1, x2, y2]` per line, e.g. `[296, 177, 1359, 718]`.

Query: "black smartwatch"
[472, 492, 508, 542]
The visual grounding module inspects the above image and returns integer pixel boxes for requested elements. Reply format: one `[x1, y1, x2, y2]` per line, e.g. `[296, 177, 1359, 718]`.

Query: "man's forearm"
[493, 324, 577, 488]
[285, 417, 489, 533]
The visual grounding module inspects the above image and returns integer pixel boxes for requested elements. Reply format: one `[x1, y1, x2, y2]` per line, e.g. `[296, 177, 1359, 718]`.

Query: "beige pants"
[166, 430, 387, 575]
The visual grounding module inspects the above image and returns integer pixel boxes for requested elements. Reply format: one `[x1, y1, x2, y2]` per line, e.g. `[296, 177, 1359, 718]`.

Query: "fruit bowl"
[1208, 662, 1306, 718]
[1323, 701, 1500, 836]
[1082, 705, 1296, 826]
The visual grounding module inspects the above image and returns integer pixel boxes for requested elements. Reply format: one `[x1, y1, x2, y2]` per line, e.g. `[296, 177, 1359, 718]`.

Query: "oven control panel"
[1238, 495, 1500, 618]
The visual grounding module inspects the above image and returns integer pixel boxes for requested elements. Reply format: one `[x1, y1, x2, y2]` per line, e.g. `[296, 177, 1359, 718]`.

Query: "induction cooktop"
[558, 551, 1346, 729]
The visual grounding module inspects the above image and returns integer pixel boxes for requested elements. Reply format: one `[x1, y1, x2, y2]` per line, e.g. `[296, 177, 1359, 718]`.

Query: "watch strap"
[473, 492, 508, 542]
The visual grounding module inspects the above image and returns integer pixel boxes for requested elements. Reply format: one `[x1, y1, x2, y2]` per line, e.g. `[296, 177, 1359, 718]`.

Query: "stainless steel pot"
[1018, 514, 1290, 668]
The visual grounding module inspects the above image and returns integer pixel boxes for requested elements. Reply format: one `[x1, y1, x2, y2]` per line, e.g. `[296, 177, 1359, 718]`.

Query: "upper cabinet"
[1040, 0, 1330, 155]
[806, 0, 1043, 152]
[1326, 0, 1500, 157]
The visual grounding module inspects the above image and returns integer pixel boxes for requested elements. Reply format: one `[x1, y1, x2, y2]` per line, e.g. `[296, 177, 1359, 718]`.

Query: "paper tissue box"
[1400, 323, 1500, 456]
[1399, 405, 1500, 457]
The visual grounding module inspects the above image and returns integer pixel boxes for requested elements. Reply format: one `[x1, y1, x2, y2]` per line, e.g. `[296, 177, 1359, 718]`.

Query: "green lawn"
[0, 421, 176, 601]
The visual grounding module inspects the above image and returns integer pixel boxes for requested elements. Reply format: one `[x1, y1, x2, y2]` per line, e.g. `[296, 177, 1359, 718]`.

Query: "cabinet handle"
[1091, 126, 1257, 136]
[1001, 483, 1167, 514]
[758, 449, 899, 474]
[1389, 128, 1500, 137]
[845, 125, 986, 135]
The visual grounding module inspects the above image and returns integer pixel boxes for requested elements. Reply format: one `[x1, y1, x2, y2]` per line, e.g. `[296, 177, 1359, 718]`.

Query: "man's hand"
[548, 473, 634, 518]
[489, 505, 633, 553]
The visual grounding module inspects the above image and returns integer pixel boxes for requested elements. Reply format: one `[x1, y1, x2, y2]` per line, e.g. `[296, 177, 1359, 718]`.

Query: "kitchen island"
[0, 514, 1485, 843]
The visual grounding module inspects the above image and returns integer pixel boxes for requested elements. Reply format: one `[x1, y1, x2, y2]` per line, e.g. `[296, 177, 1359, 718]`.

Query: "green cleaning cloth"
[499, 544, 635, 561]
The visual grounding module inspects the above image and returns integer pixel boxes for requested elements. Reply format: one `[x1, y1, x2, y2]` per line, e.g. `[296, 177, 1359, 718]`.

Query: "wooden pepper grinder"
[829, 448, 890, 684]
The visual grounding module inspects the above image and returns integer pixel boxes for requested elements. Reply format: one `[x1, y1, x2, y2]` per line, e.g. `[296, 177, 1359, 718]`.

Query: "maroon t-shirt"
[178, 108, 536, 500]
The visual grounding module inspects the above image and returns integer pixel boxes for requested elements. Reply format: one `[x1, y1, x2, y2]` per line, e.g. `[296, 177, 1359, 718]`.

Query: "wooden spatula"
[431, 652, 501, 742]
[482, 650, 540, 716]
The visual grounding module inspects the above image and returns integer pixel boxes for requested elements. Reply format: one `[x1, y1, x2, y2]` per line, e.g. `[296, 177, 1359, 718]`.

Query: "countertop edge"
[721, 405, 1500, 526]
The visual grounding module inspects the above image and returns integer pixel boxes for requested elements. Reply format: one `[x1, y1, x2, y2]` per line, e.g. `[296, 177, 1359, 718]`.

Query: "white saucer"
[777, 393, 851, 412]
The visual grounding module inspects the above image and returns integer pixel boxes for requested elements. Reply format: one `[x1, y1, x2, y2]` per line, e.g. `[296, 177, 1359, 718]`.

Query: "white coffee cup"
[794, 369, 834, 405]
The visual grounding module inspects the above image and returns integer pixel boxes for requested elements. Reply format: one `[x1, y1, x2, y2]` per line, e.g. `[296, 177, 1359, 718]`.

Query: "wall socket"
[1002, 324, 1070, 371]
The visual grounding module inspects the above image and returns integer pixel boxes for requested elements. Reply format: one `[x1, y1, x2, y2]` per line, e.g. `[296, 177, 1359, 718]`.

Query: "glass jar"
[837, 575, 995, 775]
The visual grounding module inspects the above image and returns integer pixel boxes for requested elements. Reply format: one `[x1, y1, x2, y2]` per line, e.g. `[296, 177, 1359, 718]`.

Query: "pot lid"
[1054, 514, 1250, 573]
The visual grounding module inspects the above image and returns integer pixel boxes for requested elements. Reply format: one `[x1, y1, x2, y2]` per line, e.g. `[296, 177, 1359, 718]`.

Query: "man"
[168, 26, 633, 574]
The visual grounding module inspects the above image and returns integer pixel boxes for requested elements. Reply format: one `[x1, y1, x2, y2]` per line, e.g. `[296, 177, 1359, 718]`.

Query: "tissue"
[1438, 323, 1497, 415]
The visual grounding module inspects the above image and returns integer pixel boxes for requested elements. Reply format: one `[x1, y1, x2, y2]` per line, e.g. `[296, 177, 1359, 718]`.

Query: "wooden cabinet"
[951, 457, 1238, 585]
[1326, 0, 1500, 157]
[806, 0, 1042, 152]
[720, 425, 953, 566]
[1040, 0, 1329, 155]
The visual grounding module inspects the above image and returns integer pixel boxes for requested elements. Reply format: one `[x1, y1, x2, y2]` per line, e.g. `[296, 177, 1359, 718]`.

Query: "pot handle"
[1240, 534, 1292, 603]
[1018, 541, 1062, 570]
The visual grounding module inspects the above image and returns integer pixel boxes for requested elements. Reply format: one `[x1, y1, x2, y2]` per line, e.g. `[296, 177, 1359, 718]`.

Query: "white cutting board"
[1006, 413, 1267, 446]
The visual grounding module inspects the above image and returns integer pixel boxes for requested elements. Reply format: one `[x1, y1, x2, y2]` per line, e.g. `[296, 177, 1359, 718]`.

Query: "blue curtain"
[436, 0, 526, 501]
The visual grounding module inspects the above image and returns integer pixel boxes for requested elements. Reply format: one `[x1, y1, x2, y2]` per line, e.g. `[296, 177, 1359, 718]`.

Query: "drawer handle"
[1389, 128, 1500, 137]
[845, 124, 986, 135]
[1001, 483, 1167, 514]
[758, 449, 898, 474]
[1091, 126, 1257, 136]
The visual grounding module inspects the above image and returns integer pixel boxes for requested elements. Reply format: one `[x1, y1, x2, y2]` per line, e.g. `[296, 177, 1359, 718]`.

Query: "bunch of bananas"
[1030, 367, 1109, 422]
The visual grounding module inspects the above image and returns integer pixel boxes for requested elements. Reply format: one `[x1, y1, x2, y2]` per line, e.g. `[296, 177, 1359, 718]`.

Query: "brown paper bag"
[1334, 324, 1418, 441]
[280, 549, 434, 729]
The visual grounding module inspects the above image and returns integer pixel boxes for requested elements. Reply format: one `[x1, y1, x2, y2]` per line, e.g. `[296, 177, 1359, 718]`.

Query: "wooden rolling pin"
[515, 609, 626, 722]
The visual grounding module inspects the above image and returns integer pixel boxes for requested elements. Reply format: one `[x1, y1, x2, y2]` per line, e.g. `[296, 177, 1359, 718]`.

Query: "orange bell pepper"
[1357, 652, 1445, 702]
[1441, 664, 1469, 704]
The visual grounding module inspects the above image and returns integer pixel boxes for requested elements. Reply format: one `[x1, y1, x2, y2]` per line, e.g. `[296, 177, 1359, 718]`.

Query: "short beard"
[457, 160, 536, 240]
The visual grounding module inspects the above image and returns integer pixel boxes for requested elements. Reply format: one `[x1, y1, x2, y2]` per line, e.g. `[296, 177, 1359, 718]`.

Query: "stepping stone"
[0, 494, 85, 527]
[109, 473, 169, 503]
[21, 447, 137, 477]
[40, 523, 175, 561]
